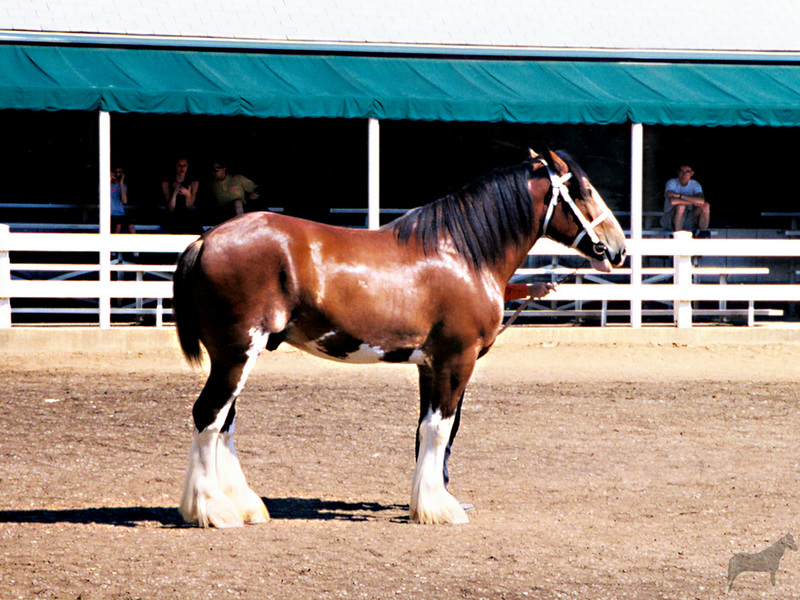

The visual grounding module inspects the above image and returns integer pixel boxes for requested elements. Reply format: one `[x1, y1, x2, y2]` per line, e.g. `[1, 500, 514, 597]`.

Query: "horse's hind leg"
[179, 330, 270, 528]
[726, 556, 742, 594]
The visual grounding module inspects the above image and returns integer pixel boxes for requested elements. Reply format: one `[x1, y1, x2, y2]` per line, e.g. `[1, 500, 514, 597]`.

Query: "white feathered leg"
[217, 420, 269, 523]
[410, 408, 469, 525]
[179, 417, 244, 528]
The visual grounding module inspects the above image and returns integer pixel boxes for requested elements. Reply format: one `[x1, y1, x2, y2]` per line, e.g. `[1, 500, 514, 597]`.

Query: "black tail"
[173, 238, 205, 365]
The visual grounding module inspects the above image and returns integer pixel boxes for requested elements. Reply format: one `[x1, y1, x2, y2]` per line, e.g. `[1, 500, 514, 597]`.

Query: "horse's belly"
[287, 330, 428, 365]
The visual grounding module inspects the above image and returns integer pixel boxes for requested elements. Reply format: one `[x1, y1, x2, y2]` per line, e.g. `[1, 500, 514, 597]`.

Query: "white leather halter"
[539, 161, 614, 253]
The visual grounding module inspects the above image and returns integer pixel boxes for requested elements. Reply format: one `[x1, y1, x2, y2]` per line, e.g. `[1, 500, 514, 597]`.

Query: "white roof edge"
[2, 30, 800, 63]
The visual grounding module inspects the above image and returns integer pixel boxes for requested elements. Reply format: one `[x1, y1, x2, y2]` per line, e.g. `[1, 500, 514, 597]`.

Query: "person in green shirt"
[208, 161, 261, 224]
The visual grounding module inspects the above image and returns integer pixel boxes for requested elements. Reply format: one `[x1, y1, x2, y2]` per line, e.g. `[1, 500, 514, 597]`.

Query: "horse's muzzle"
[609, 244, 627, 267]
[589, 242, 626, 273]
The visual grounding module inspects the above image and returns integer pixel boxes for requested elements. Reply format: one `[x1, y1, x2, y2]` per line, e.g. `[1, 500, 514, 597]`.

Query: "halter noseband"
[538, 160, 613, 255]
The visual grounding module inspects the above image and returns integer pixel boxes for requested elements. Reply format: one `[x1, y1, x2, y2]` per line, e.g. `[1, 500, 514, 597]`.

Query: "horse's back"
[203, 211, 387, 264]
[729, 550, 772, 572]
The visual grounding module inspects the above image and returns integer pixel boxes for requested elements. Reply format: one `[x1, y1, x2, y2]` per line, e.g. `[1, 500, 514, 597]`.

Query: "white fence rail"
[524, 232, 800, 327]
[2, 225, 800, 328]
[0, 226, 195, 328]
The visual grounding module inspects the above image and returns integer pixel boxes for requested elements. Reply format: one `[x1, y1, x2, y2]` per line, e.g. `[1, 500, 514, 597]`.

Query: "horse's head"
[783, 533, 798, 551]
[531, 149, 626, 273]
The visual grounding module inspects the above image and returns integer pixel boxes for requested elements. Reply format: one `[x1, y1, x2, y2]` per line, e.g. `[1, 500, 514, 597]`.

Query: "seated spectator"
[161, 157, 201, 234]
[660, 163, 710, 237]
[207, 160, 260, 224]
[111, 166, 135, 234]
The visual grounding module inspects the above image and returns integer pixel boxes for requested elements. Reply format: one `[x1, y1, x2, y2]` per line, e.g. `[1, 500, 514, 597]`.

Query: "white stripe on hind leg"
[410, 408, 469, 525]
[179, 328, 270, 528]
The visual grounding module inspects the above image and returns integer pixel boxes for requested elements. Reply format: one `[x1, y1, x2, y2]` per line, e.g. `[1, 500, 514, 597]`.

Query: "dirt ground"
[2, 331, 800, 599]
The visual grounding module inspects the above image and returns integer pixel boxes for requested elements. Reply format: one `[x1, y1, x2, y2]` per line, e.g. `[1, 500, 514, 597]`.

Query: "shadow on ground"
[0, 498, 408, 527]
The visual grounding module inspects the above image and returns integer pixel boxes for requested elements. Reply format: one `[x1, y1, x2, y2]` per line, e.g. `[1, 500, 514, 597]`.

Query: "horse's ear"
[528, 148, 548, 170]
[548, 149, 570, 177]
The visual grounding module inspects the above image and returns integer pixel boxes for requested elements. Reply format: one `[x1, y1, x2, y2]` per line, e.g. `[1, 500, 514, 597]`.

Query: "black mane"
[383, 162, 543, 271]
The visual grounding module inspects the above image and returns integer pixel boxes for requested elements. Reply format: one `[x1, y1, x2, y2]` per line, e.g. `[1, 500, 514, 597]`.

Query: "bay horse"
[172, 148, 626, 527]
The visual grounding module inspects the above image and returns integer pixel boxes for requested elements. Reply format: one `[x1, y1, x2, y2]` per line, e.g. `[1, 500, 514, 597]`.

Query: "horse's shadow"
[0, 498, 408, 528]
[265, 497, 408, 522]
[0, 506, 184, 528]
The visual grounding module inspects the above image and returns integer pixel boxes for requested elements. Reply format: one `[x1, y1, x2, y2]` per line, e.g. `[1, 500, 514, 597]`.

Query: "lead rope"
[497, 259, 588, 336]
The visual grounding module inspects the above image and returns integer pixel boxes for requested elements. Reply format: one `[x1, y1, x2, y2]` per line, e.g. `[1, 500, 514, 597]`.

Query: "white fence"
[2, 225, 800, 329]
[0, 225, 195, 328]
[522, 232, 800, 327]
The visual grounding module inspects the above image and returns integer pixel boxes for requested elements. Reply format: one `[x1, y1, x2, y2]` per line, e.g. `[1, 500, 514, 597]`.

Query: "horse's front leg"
[417, 389, 464, 490]
[411, 359, 474, 525]
[180, 344, 269, 528]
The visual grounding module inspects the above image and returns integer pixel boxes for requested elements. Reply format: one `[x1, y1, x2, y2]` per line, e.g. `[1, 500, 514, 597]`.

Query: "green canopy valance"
[2, 44, 800, 126]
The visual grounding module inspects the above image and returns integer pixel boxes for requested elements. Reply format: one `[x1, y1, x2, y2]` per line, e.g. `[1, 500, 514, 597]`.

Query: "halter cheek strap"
[540, 168, 570, 239]
[540, 162, 613, 251]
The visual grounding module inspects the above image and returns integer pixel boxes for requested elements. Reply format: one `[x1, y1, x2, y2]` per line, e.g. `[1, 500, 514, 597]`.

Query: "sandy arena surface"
[1, 329, 800, 599]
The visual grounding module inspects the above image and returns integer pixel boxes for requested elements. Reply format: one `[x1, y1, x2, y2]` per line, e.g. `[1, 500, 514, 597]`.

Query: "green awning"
[2, 43, 800, 126]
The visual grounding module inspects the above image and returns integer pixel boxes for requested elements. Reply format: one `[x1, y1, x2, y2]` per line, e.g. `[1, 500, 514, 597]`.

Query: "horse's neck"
[499, 175, 551, 280]
[495, 234, 543, 287]
[763, 540, 786, 560]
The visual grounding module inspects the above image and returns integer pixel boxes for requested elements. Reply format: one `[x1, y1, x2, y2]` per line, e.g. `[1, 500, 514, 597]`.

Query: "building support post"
[368, 118, 380, 231]
[629, 123, 644, 328]
[98, 110, 111, 328]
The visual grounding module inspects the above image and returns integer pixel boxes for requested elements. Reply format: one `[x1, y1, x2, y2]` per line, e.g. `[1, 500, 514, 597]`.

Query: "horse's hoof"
[411, 507, 469, 525]
[221, 484, 270, 524]
[410, 493, 469, 525]
[204, 502, 245, 528]
[242, 498, 270, 524]
[180, 492, 245, 528]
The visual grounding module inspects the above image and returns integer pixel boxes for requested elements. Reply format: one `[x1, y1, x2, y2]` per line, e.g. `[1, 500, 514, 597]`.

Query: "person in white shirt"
[661, 164, 710, 236]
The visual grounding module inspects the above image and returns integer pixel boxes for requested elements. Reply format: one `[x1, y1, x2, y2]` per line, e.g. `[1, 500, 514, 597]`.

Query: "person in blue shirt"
[661, 163, 710, 236]
[111, 167, 135, 233]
